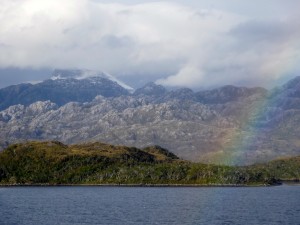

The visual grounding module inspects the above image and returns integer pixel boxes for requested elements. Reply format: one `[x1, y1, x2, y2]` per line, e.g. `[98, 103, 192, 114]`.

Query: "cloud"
[158, 15, 300, 88]
[0, 0, 300, 89]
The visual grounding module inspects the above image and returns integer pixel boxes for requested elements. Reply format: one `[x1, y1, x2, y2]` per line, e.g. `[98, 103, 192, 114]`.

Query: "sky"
[0, 0, 300, 89]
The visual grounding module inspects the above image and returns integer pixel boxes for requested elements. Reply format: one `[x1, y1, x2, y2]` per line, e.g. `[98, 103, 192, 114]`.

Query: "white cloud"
[157, 64, 205, 88]
[0, 0, 300, 89]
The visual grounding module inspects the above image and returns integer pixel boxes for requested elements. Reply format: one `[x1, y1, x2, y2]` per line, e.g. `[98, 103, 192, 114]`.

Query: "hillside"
[1, 141, 298, 186]
[251, 156, 300, 181]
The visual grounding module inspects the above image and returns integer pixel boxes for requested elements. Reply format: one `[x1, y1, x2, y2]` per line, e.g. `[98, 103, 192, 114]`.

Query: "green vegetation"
[250, 156, 300, 181]
[0, 141, 298, 186]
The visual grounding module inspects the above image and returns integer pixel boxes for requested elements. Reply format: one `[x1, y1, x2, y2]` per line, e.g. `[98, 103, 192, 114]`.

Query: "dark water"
[0, 185, 299, 225]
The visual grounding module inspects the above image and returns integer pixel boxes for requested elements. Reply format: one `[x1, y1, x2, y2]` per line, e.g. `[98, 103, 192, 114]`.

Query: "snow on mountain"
[23, 80, 43, 85]
[51, 69, 134, 92]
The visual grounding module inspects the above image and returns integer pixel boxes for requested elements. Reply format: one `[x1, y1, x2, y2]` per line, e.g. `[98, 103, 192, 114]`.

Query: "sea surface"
[0, 184, 299, 225]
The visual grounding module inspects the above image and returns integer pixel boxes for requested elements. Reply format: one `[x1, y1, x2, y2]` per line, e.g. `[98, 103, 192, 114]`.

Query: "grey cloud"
[101, 35, 135, 49]
[0, 43, 11, 49]
[0, 67, 51, 88]
[117, 9, 132, 15]
[1, 0, 300, 90]
[230, 20, 300, 45]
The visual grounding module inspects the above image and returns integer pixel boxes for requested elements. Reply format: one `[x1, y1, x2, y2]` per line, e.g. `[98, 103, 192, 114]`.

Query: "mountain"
[196, 85, 267, 104]
[0, 69, 132, 110]
[1, 74, 300, 165]
[134, 82, 167, 96]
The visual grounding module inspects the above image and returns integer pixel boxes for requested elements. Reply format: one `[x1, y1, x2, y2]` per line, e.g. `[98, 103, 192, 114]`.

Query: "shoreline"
[0, 183, 280, 188]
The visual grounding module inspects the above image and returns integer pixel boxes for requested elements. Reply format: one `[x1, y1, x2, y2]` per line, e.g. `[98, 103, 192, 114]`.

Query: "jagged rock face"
[0, 90, 235, 159]
[1, 76, 300, 165]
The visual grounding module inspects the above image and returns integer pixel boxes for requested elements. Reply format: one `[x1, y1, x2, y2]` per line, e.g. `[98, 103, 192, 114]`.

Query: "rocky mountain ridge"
[1, 71, 300, 165]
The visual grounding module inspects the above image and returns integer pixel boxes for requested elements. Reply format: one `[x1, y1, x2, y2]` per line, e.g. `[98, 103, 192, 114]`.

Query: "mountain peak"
[51, 69, 134, 92]
[134, 82, 167, 96]
[0, 69, 132, 110]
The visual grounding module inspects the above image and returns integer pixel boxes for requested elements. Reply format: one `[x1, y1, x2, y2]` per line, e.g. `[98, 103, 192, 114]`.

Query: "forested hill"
[0, 141, 299, 186]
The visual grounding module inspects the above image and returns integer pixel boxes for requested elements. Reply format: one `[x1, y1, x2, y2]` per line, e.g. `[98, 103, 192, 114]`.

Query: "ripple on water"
[0, 186, 299, 225]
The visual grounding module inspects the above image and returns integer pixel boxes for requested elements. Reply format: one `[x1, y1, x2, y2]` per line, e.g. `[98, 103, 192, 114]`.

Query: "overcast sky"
[1, 0, 300, 89]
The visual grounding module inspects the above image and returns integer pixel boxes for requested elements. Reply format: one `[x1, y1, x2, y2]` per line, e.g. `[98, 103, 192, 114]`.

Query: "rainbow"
[203, 79, 290, 166]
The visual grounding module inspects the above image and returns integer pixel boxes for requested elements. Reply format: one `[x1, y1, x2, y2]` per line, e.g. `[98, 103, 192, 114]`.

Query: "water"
[0, 185, 299, 225]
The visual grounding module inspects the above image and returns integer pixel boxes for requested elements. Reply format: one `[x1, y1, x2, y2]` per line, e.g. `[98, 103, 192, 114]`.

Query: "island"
[0, 141, 299, 186]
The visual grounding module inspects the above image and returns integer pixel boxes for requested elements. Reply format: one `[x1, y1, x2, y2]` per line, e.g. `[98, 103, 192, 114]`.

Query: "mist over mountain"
[1, 70, 300, 165]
